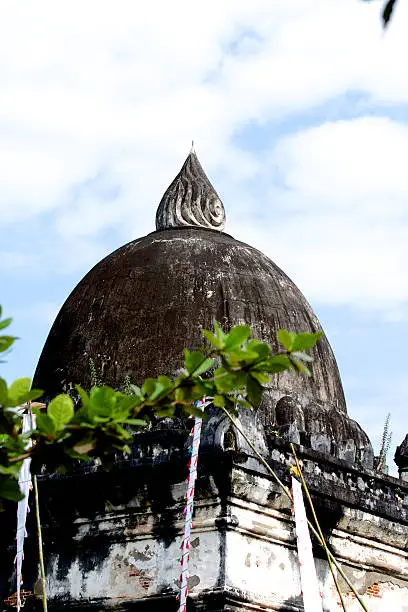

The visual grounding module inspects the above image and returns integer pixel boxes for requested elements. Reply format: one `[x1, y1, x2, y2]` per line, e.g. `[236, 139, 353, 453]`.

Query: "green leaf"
[0, 378, 7, 406]
[0, 463, 22, 478]
[91, 416, 109, 424]
[214, 320, 227, 344]
[194, 378, 215, 395]
[8, 378, 31, 406]
[184, 350, 205, 374]
[113, 395, 142, 420]
[157, 376, 173, 390]
[0, 476, 24, 502]
[144, 376, 173, 402]
[194, 357, 215, 376]
[224, 325, 251, 350]
[129, 384, 143, 397]
[183, 404, 207, 419]
[48, 394, 74, 430]
[214, 367, 238, 394]
[175, 385, 202, 403]
[247, 339, 271, 359]
[291, 332, 323, 352]
[174, 386, 187, 401]
[123, 418, 146, 426]
[0, 317, 12, 331]
[249, 371, 269, 385]
[382, 0, 397, 27]
[184, 351, 214, 376]
[290, 357, 311, 377]
[277, 329, 295, 351]
[213, 394, 226, 408]
[246, 376, 263, 406]
[56, 466, 68, 474]
[229, 370, 248, 387]
[17, 389, 43, 404]
[89, 386, 116, 417]
[0, 335, 16, 353]
[231, 347, 259, 362]
[34, 412, 56, 437]
[262, 354, 292, 373]
[148, 382, 167, 402]
[75, 385, 90, 408]
[109, 423, 133, 439]
[235, 397, 253, 410]
[142, 378, 156, 397]
[203, 329, 223, 349]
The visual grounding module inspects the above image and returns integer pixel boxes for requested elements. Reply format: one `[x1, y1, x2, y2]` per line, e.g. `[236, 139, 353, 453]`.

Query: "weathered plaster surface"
[2, 427, 406, 611]
[8, 198, 406, 610]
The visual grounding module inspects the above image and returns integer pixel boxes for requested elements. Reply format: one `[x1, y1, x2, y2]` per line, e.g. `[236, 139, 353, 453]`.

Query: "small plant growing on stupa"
[375, 412, 392, 474]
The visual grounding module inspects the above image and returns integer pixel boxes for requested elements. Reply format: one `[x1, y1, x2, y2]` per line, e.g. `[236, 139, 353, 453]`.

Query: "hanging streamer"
[15, 410, 36, 612]
[177, 398, 209, 612]
[291, 476, 323, 612]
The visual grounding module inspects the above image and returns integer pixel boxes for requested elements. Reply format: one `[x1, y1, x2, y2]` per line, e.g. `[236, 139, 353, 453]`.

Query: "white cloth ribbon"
[15, 411, 35, 611]
[292, 476, 323, 612]
[178, 398, 211, 612]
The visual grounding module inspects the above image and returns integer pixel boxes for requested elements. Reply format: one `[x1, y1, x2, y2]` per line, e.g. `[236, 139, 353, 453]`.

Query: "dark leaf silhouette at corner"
[383, 0, 398, 27]
[362, 0, 398, 28]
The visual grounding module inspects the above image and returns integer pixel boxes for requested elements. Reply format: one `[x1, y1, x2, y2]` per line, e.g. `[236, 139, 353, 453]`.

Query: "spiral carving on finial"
[156, 151, 226, 231]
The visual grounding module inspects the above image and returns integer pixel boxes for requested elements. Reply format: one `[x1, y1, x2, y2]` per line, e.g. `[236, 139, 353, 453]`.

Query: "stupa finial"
[155, 149, 226, 232]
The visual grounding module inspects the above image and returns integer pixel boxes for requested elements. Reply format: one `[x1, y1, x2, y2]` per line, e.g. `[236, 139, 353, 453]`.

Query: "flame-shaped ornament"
[156, 150, 226, 231]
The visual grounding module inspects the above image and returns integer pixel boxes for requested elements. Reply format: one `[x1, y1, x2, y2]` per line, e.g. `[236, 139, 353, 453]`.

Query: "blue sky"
[1, 0, 407, 473]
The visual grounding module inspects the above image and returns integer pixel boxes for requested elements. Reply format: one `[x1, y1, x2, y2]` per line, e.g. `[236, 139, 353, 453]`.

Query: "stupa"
[2, 151, 408, 611]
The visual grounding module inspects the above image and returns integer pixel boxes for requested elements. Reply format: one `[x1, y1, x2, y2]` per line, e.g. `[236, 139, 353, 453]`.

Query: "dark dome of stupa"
[33, 149, 373, 466]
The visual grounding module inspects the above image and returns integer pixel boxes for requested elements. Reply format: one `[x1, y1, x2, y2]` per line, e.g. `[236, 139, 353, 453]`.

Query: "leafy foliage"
[363, 0, 398, 27]
[0, 305, 322, 507]
[382, 0, 398, 25]
[0, 310, 43, 503]
[89, 357, 103, 387]
[375, 412, 392, 473]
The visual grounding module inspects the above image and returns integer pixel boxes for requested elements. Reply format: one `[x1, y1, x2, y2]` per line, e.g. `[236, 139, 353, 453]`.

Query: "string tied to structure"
[15, 406, 36, 612]
[177, 398, 210, 612]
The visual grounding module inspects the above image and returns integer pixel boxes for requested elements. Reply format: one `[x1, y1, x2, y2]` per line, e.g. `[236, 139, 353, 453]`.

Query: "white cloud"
[0, 0, 408, 317]
[228, 116, 408, 316]
[269, 117, 408, 217]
